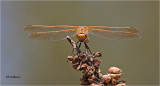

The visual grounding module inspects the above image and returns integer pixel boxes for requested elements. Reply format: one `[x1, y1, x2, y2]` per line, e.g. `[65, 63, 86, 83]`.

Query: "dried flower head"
[108, 67, 122, 74]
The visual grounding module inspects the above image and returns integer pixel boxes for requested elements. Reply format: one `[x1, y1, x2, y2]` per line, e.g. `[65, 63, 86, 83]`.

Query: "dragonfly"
[24, 25, 141, 53]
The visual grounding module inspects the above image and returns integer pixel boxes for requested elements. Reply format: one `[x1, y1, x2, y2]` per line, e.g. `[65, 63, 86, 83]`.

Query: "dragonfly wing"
[88, 26, 142, 40]
[23, 25, 79, 32]
[28, 29, 77, 41]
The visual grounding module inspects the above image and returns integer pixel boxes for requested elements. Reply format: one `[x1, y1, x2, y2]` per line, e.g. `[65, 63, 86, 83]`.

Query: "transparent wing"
[23, 25, 79, 32]
[88, 26, 142, 40]
[28, 29, 77, 41]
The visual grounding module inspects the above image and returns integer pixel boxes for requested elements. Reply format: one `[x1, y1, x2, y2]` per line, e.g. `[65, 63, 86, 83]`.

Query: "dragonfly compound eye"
[77, 34, 87, 42]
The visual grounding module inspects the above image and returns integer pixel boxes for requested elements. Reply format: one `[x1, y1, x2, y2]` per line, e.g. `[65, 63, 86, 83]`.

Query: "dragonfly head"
[76, 26, 88, 42]
[77, 33, 87, 42]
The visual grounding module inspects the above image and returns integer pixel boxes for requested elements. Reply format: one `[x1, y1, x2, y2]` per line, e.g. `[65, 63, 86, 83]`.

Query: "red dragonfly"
[24, 25, 141, 53]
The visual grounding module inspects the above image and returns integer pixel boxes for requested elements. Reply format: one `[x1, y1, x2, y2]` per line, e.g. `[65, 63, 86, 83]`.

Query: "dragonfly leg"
[79, 42, 82, 48]
[71, 48, 74, 55]
[84, 42, 92, 54]
[76, 41, 80, 47]
[76, 42, 82, 55]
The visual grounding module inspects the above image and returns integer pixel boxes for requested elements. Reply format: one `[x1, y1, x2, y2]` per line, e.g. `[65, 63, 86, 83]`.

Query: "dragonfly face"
[76, 26, 88, 42]
[23, 25, 141, 42]
[76, 33, 87, 42]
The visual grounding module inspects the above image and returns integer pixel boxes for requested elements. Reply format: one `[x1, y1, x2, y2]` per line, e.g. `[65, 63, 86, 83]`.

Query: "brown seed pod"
[79, 52, 87, 61]
[80, 75, 88, 82]
[111, 78, 117, 85]
[81, 63, 88, 69]
[88, 75, 96, 83]
[67, 56, 74, 61]
[85, 66, 95, 76]
[87, 54, 94, 61]
[76, 62, 88, 71]
[108, 67, 122, 74]
[82, 68, 88, 75]
[74, 55, 78, 58]
[95, 67, 101, 73]
[98, 73, 103, 79]
[92, 52, 95, 55]
[114, 73, 123, 80]
[107, 74, 122, 80]
[118, 80, 126, 83]
[80, 78, 87, 83]
[94, 52, 102, 57]
[72, 63, 79, 70]
[76, 65, 82, 71]
[81, 81, 91, 85]
[82, 66, 94, 75]
[72, 57, 81, 64]
[91, 83, 103, 86]
[87, 69, 94, 76]
[80, 75, 91, 85]
[116, 83, 126, 86]
[93, 58, 101, 67]
[103, 75, 111, 84]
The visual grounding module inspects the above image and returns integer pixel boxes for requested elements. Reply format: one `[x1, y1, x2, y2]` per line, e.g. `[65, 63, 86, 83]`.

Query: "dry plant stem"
[66, 36, 126, 86]
[66, 36, 81, 53]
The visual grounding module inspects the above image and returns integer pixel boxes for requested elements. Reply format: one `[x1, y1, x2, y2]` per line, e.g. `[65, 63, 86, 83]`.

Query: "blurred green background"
[1, 1, 159, 85]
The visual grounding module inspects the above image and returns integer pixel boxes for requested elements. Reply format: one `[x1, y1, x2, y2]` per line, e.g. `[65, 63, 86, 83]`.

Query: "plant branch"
[66, 36, 126, 86]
